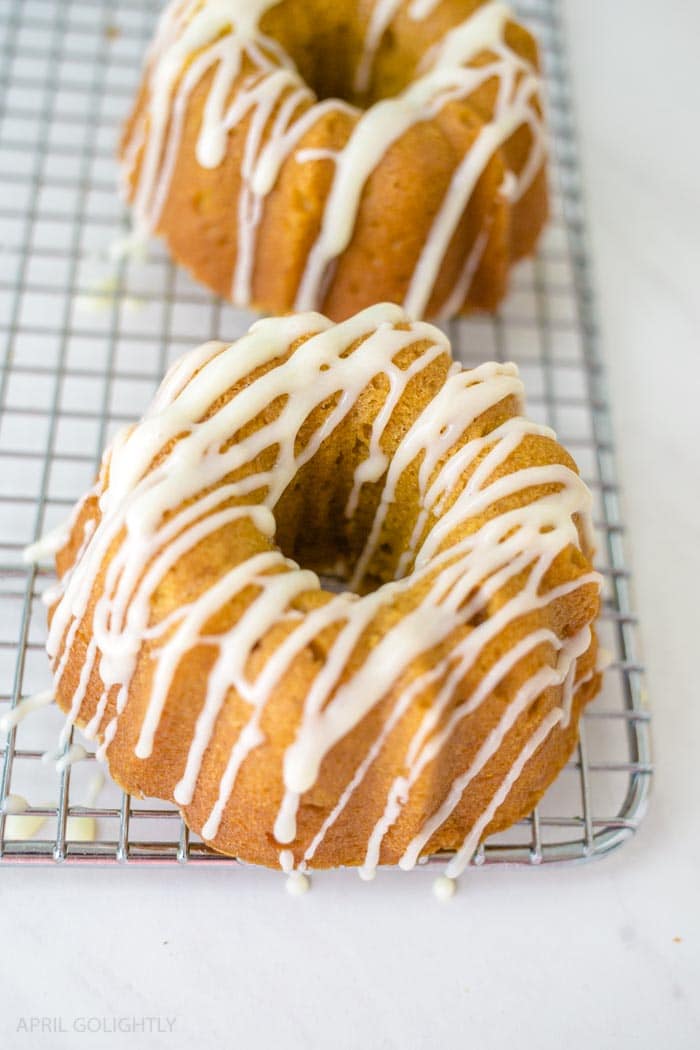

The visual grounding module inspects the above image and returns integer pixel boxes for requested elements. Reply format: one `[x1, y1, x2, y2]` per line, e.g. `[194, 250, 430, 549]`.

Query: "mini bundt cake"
[44, 304, 601, 879]
[120, 0, 549, 320]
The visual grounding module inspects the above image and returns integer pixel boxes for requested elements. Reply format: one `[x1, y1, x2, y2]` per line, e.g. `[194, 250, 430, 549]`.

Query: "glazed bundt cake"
[120, 0, 549, 320]
[44, 304, 601, 880]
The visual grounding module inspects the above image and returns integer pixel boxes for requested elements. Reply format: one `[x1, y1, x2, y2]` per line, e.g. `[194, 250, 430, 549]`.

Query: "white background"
[2, 2, 699, 1048]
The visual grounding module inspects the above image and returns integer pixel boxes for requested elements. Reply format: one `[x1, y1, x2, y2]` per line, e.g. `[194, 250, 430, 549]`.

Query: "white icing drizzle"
[437, 225, 491, 320]
[0, 689, 53, 733]
[123, 0, 546, 317]
[25, 497, 97, 583]
[408, 0, 442, 18]
[354, 0, 403, 95]
[391, 625, 592, 875]
[296, 1, 542, 314]
[446, 706, 563, 878]
[47, 303, 600, 872]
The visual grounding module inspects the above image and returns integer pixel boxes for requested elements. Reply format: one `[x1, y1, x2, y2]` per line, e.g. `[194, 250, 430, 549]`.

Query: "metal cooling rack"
[0, 0, 651, 867]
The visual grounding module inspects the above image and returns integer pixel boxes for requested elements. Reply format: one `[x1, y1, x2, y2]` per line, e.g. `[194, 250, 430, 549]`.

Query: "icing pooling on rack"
[1, 772, 104, 844]
[4, 811, 48, 841]
[42, 303, 600, 876]
[123, 0, 546, 315]
[1, 794, 28, 816]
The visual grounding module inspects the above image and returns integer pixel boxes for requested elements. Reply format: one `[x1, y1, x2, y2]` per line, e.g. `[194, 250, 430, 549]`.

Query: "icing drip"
[24, 523, 71, 564]
[42, 741, 88, 772]
[47, 303, 600, 872]
[432, 875, 456, 901]
[24, 482, 98, 568]
[354, 0, 404, 94]
[0, 689, 54, 733]
[279, 848, 294, 872]
[123, 0, 547, 316]
[285, 870, 311, 896]
[55, 743, 88, 774]
[41, 584, 64, 607]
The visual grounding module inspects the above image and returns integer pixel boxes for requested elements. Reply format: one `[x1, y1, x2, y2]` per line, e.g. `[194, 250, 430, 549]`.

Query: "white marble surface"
[2, 3, 699, 1047]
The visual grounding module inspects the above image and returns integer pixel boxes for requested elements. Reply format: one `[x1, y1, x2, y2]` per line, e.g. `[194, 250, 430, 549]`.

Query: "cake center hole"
[318, 574, 350, 595]
[278, 19, 421, 107]
[273, 469, 405, 598]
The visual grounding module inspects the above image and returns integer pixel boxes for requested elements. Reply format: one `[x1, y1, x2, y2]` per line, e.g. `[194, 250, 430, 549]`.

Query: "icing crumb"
[433, 875, 456, 901]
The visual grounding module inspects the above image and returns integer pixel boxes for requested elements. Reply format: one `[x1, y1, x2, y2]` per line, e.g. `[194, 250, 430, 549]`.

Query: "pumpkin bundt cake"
[42, 304, 601, 880]
[120, 0, 549, 320]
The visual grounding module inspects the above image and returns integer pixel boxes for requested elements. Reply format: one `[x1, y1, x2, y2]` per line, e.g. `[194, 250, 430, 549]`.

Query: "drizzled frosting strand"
[42, 304, 600, 876]
[123, 0, 546, 314]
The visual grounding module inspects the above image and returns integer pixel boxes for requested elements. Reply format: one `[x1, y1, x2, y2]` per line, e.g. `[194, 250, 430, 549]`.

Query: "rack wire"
[0, 0, 651, 867]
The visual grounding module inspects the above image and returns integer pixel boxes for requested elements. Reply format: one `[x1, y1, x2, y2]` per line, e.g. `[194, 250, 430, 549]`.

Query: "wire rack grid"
[0, 0, 651, 868]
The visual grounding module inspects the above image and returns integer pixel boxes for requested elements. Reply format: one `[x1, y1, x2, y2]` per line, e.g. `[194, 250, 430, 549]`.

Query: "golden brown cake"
[120, 0, 549, 320]
[41, 304, 601, 881]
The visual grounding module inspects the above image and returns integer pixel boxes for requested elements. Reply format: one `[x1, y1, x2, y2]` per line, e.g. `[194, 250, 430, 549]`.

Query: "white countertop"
[2, 3, 699, 1047]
